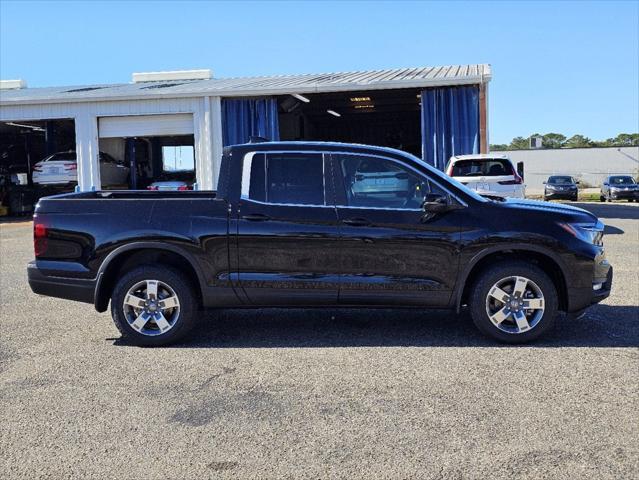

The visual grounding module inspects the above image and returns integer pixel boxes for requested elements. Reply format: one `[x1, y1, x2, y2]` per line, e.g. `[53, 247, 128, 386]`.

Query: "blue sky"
[1, 0, 637, 144]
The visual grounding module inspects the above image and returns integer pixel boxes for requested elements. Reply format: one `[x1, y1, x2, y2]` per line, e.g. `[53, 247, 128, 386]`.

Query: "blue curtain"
[421, 86, 479, 170]
[222, 97, 280, 146]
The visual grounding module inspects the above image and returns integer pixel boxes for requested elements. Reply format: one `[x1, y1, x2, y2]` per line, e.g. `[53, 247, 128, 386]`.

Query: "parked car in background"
[543, 175, 579, 201]
[28, 142, 612, 347]
[146, 171, 195, 191]
[33, 151, 129, 187]
[446, 154, 525, 199]
[600, 175, 638, 202]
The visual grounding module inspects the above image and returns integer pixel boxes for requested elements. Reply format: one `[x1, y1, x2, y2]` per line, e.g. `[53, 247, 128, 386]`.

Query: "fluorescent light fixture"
[354, 104, 374, 109]
[6, 122, 45, 131]
[327, 109, 341, 117]
[350, 96, 371, 102]
[291, 93, 310, 103]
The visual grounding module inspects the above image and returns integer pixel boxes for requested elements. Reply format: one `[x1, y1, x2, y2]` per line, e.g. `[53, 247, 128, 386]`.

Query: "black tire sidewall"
[111, 265, 196, 346]
[469, 262, 558, 344]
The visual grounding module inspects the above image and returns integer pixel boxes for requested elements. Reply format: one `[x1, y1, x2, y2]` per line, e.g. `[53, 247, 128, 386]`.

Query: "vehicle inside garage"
[0, 119, 75, 215]
[278, 88, 422, 157]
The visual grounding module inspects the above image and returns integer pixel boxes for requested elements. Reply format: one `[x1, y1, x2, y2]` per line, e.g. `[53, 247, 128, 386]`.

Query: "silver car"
[600, 175, 638, 202]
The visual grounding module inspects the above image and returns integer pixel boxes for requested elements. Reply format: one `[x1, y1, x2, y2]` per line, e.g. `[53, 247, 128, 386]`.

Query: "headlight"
[546, 184, 557, 190]
[558, 221, 604, 246]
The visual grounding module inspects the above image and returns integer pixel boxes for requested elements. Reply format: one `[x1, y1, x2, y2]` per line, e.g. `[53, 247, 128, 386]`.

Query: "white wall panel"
[98, 113, 194, 138]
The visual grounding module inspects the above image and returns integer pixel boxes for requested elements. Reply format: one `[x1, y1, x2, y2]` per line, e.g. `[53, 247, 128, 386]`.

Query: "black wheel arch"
[94, 242, 206, 312]
[454, 244, 570, 313]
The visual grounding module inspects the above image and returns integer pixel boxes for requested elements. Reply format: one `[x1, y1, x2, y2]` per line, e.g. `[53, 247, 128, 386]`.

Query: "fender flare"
[94, 241, 207, 312]
[453, 243, 570, 312]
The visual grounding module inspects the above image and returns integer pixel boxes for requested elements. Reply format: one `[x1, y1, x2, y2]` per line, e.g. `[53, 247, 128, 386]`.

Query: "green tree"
[612, 133, 639, 146]
[564, 134, 593, 148]
[509, 136, 529, 150]
[490, 144, 509, 151]
[541, 133, 566, 149]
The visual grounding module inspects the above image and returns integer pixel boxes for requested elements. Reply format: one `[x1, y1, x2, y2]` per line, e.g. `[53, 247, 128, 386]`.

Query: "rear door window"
[243, 152, 325, 206]
[452, 159, 514, 177]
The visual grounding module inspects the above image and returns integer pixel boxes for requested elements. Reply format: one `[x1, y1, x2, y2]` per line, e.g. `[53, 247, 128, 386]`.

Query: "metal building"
[0, 65, 491, 194]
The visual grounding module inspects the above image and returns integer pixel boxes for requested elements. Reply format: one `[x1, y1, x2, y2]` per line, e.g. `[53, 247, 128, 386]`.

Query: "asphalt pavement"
[1, 202, 638, 479]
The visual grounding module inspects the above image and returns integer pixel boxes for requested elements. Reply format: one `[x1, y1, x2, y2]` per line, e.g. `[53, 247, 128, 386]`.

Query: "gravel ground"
[1, 202, 638, 479]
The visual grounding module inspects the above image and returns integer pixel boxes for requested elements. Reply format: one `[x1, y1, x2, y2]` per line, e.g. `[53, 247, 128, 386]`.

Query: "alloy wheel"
[485, 276, 545, 334]
[122, 279, 180, 336]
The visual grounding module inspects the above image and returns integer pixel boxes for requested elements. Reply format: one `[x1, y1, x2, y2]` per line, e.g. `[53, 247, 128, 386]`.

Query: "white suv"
[446, 154, 525, 199]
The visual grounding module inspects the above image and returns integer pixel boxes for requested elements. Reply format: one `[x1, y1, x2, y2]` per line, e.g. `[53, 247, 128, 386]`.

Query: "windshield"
[609, 176, 636, 185]
[451, 159, 514, 177]
[548, 176, 573, 184]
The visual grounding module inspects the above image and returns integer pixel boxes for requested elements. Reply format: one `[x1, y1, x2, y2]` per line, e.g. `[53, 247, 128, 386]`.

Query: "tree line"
[490, 133, 639, 151]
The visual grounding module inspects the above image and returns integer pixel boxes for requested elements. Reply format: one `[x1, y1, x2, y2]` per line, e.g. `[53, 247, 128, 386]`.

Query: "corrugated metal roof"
[0, 64, 491, 105]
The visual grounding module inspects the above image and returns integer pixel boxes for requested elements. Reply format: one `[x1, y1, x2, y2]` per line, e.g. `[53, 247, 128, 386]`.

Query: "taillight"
[64, 162, 77, 171]
[177, 185, 192, 191]
[498, 173, 523, 185]
[446, 165, 454, 176]
[33, 165, 43, 172]
[147, 186, 159, 190]
[34, 221, 48, 257]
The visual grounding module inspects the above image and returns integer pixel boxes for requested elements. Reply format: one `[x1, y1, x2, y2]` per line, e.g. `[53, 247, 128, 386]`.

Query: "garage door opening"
[277, 88, 422, 157]
[98, 114, 196, 190]
[0, 119, 75, 215]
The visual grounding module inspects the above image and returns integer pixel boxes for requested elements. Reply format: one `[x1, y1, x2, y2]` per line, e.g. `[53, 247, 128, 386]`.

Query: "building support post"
[479, 82, 488, 153]
[194, 97, 214, 190]
[74, 109, 100, 191]
[210, 96, 224, 189]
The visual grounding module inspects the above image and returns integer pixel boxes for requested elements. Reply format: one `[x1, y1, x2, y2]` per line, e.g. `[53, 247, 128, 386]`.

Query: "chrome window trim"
[240, 149, 468, 210]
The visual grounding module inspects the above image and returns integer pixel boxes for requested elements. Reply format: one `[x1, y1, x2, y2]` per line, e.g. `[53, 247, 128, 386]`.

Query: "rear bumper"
[27, 261, 95, 304]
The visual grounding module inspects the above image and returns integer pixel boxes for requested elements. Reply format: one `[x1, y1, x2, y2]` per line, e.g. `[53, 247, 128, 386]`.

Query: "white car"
[147, 180, 192, 191]
[446, 154, 525, 198]
[33, 151, 129, 187]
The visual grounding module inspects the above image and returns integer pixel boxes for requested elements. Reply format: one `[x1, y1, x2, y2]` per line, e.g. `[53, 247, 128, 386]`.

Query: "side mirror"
[576, 181, 580, 184]
[516, 161, 525, 181]
[603, 182, 609, 186]
[542, 181, 547, 184]
[422, 193, 450, 213]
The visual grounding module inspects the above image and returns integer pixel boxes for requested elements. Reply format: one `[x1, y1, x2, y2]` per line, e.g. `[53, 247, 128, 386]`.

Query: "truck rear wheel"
[469, 261, 558, 343]
[110, 265, 197, 346]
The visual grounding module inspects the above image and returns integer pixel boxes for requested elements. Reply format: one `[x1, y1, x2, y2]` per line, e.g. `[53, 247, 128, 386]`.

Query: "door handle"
[242, 213, 271, 221]
[342, 218, 371, 227]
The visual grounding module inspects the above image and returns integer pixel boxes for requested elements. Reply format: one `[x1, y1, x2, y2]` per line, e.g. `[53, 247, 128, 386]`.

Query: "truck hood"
[497, 197, 598, 223]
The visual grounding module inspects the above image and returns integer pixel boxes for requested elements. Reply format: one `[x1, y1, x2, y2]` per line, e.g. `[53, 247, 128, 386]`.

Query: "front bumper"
[27, 261, 95, 304]
[545, 189, 577, 199]
[609, 190, 638, 200]
[567, 264, 613, 313]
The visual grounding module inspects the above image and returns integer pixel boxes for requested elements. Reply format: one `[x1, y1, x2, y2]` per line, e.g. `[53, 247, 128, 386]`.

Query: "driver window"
[336, 155, 442, 209]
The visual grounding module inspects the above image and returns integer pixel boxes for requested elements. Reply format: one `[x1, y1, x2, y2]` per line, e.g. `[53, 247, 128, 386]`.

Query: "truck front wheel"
[468, 261, 558, 343]
[110, 265, 197, 346]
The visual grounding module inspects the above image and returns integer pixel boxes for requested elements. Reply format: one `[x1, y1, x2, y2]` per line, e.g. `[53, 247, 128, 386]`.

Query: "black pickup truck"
[28, 142, 612, 346]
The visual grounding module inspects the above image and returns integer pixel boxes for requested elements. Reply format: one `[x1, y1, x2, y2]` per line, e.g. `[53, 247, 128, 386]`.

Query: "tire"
[468, 261, 558, 344]
[599, 196, 605, 202]
[572, 194, 578, 201]
[110, 265, 197, 346]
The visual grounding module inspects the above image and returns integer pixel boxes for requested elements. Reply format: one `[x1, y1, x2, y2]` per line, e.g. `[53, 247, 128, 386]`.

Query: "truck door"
[330, 152, 461, 306]
[235, 151, 340, 305]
